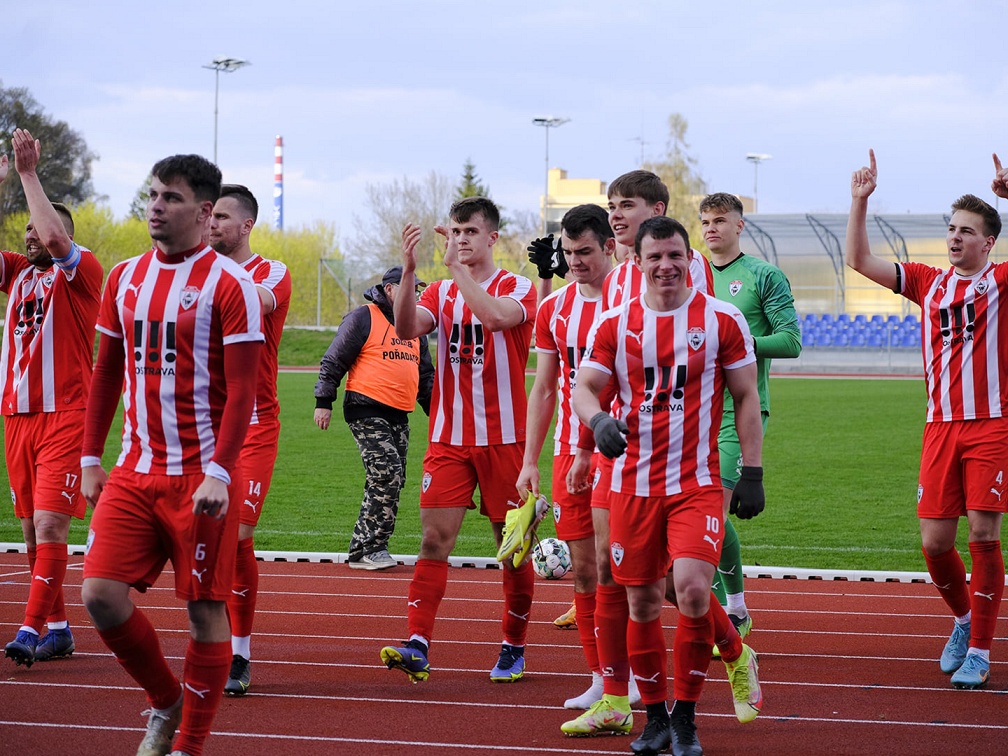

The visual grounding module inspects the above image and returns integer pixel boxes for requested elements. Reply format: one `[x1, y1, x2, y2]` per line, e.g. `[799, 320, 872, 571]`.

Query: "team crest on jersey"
[41, 271, 56, 288]
[553, 501, 561, 524]
[917, 484, 924, 503]
[610, 541, 625, 567]
[179, 285, 200, 310]
[975, 278, 989, 296]
[687, 327, 706, 351]
[592, 468, 601, 489]
[728, 279, 743, 296]
[422, 472, 432, 492]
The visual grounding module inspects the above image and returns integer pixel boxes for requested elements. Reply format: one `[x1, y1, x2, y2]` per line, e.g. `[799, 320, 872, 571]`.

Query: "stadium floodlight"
[533, 116, 570, 236]
[746, 153, 772, 214]
[203, 56, 251, 164]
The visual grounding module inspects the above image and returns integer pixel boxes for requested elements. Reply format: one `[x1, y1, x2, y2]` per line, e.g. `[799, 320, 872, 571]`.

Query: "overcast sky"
[8, 0, 1007, 249]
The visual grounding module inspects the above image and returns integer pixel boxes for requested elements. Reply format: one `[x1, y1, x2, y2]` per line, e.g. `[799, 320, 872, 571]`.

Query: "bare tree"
[642, 113, 707, 244]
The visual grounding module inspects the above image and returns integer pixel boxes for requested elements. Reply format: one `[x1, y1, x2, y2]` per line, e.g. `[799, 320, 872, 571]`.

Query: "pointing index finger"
[995, 153, 1003, 173]
[868, 148, 876, 174]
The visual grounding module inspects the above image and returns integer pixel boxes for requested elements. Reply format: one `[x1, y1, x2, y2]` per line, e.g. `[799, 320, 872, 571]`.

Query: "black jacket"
[314, 283, 434, 424]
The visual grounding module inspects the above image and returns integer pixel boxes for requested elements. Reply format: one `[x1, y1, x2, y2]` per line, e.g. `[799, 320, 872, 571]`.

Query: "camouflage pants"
[347, 416, 410, 560]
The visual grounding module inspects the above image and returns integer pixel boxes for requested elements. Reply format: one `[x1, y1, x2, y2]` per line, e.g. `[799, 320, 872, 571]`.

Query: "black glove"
[589, 412, 628, 459]
[527, 235, 569, 279]
[729, 466, 765, 519]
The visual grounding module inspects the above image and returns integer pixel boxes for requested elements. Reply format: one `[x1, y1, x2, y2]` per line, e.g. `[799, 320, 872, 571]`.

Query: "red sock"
[502, 561, 534, 646]
[673, 609, 714, 703]
[595, 584, 631, 696]
[574, 591, 599, 672]
[968, 541, 1005, 652]
[710, 596, 742, 663]
[27, 546, 68, 626]
[626, 616, 667, 704]
[923, 546, 971, 617]
[97, 608, 181, 710]
[172, 640, 231, 756]
[23, 542, 66, 632]
[407, 559, 449, 644]
[226, 538, 258, 638]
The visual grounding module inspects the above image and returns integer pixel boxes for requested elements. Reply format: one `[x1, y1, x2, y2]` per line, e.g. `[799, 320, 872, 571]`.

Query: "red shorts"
[552, 453, 594, 541]
[420, 441, 524, 523]
[608, 486, 724, 586]
[4, 410, 86, 520]
[918, 418, 1008, 518]
[83, 467, 241, 601]
[591, 454, 613, 510]
[237, 421, 280, 527]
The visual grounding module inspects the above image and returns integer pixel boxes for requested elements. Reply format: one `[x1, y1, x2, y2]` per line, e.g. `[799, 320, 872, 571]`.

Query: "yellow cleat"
[554, 601, 577, 628]
[496, 493, 549, 565]
[561, 695, 633, 737]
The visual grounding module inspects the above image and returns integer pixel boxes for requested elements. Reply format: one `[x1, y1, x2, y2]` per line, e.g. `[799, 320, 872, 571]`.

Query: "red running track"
[0, 553, 1005, 756]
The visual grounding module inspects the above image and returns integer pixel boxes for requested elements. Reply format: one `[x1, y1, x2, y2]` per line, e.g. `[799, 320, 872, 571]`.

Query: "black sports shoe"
[630, 714, 672, 755]
[224, 654, 251, 696]
[669, 708, 703, 756]
[35, 627, 75, 661]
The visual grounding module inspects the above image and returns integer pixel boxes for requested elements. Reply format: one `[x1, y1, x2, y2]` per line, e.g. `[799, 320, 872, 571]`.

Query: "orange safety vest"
[344, 304, 421, 412]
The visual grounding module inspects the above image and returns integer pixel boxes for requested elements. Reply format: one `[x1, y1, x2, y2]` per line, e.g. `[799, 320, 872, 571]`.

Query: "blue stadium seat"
[850, 333, 866, 347]
[820, 313, 834, 324]
[887, 315, 902, 326]
[837, 313, 851, 324]
[867, 333, 884, 347]
[802, 331, 816, 347]
[833, 333, 850, 347]
[870, 315, 884, 325]
[904, 314, 919, 327]
[803, 313, 817, 324]
[899, 334, 917, 348]
[815, 334, 832, 347]
[854, 314, 868, 325]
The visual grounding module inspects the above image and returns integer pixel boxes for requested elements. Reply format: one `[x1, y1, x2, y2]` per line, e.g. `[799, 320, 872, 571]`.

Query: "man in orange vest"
[315, 266, 434, 569]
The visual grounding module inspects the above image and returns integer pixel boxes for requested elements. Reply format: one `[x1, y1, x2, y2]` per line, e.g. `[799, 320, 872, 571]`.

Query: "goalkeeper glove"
[589, 412, 628, 459]
[527, 235, 569, 279]
[729, 466, 765, 519]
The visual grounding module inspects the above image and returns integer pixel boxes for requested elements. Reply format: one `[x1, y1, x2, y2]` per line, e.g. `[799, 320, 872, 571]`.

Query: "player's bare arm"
[993, 153, 1008, 200]
[725, 362, 763, 468]
[845, 149, 898, 291]
[566, 447, 592, 495]
[13, 128, 72, 260]
[436, 224, 525, 332]
[256, 285, 276, 315]
[516, 350, 561, 499]
[81, 334, 127, 508]
[394, 224, 434, 340]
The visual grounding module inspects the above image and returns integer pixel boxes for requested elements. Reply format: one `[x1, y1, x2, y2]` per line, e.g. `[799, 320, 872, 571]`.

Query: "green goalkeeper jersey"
[711, 253, 801, 415]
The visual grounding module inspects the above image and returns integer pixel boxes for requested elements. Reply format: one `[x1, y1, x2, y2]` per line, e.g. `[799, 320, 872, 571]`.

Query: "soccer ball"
[532, 538, 571, 579]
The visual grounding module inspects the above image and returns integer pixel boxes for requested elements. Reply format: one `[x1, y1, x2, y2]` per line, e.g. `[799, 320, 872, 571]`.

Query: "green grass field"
[1, 365, 981, 573]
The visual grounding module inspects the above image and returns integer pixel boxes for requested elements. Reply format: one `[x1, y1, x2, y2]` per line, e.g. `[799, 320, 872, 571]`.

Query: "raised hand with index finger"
[11, 128, 41, 175]
[851, 149, 878, 200]
[992, 153, 1008, 200]
[401, 223, 422, 271]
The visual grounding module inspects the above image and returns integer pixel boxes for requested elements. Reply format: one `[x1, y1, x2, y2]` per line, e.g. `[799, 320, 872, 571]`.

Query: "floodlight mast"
[533, 116, 570, 236]
[746, 153, 772, 214]
[203, 56, 251, 164]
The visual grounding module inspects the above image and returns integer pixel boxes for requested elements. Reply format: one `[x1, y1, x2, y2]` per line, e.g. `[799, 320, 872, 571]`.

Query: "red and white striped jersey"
[0, 244, 103, 415]
[602, 249, 713, 310]
[900, 260, 1008, 422]
[418, 268, 536, 446]
[535, 283, 602, 456]
[242, 254, 291, 425]
[582, 290, 753, 497]
[97, 246, 264, 475]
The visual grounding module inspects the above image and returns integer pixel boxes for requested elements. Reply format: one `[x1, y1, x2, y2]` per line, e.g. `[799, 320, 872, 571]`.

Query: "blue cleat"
[950, 653, 990, 689]
[381, 641, 430, 683]
[490, 643, 525, 682]
[4, 629, 38, 668]
[34, 627, 75, 662]
[939, 620, 970, 674]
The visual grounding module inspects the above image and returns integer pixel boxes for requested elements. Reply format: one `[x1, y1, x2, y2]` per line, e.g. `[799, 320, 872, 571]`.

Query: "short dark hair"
[561, 204, 613, 250]
[50, 202, 74, 236]
[699, 192, 744, 217]
[151, 154, 222, 204]
[951, 194, 1001, 240]
[635, 216, 690, 257]
[449, 196, 500, 231]
[220, 184, 259, 222]
[607, 170, 669, 213]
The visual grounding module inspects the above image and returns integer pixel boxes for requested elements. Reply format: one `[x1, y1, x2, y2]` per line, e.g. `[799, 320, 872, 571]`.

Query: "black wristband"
[739, 466, 763, 481]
